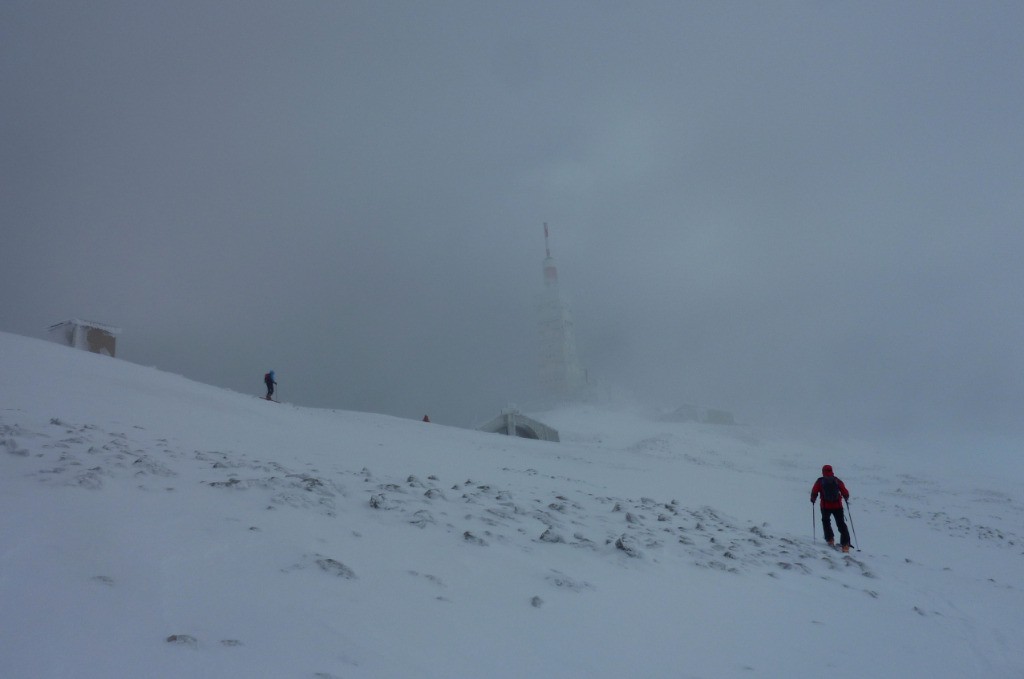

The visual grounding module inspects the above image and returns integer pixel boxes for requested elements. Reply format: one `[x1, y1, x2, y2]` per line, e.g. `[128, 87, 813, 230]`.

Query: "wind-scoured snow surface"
[2, 332, 1022, 678]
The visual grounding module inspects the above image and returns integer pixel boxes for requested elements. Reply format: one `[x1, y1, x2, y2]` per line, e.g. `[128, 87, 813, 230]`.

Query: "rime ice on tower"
[537, 223, 588, 401]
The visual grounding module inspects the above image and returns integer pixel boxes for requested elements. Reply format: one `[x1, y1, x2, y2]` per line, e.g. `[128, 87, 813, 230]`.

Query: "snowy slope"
[1, 331, 1022, 678]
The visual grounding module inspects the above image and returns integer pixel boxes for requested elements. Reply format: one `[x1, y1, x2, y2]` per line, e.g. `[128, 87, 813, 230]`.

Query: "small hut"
[47, 319, 121, 357]
[478, 408, 559, 442]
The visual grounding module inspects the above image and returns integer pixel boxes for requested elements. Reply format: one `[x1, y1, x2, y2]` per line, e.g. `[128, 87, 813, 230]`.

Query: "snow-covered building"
[478, 408, 559, 442]
[47, 319, 121, 357]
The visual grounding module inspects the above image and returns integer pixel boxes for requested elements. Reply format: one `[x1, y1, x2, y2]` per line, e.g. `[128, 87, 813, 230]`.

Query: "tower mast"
[537, 223, 587, 401]
[543, 222, 558, 286]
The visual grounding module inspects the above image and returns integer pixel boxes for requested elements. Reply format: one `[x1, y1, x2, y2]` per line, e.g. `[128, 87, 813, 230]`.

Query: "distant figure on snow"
[264, 370, 276, 401]
[811, 464, 851, 552]
[422, 415, 430, 423]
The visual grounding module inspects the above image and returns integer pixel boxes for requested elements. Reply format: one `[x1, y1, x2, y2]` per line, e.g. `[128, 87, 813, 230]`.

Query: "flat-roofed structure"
[478, 408, 559, 442]
[48, 319, 121, 357]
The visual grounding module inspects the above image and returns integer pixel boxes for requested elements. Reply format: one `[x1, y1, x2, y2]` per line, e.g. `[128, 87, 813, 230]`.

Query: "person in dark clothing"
[811, 464, 851, 552]
[264, 370, 276, 401]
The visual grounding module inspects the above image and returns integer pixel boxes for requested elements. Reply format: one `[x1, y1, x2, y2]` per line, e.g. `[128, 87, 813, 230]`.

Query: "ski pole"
[844, 498, 859, 551]
[812, 499, 816, 543]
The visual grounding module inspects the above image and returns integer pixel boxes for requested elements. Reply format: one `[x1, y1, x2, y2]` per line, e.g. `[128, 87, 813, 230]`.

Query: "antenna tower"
[537, 223, 587, 400]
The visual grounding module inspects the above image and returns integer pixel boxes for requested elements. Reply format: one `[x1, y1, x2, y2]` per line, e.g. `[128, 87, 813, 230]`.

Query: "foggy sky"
[4, 1, 1023, 452]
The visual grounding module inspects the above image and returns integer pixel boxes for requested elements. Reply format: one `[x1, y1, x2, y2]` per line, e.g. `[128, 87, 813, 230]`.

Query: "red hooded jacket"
[811, 464, 850, 510]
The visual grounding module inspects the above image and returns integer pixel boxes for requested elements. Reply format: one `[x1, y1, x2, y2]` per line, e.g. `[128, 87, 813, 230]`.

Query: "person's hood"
[822, 464, 834, 476]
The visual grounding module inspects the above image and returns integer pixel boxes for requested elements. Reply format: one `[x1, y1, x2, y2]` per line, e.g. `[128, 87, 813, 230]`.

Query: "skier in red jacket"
[811, 464, 851, 552]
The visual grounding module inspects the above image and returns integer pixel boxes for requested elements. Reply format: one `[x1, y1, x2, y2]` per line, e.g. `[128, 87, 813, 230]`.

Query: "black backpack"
[820, 476, 841, 502]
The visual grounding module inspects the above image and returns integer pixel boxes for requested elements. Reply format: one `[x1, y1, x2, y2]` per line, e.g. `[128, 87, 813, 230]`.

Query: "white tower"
[537, 223, 588, 400]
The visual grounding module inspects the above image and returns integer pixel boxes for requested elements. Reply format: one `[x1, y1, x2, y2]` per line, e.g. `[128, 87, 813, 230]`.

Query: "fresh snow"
[1, 331, 1022, 678]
